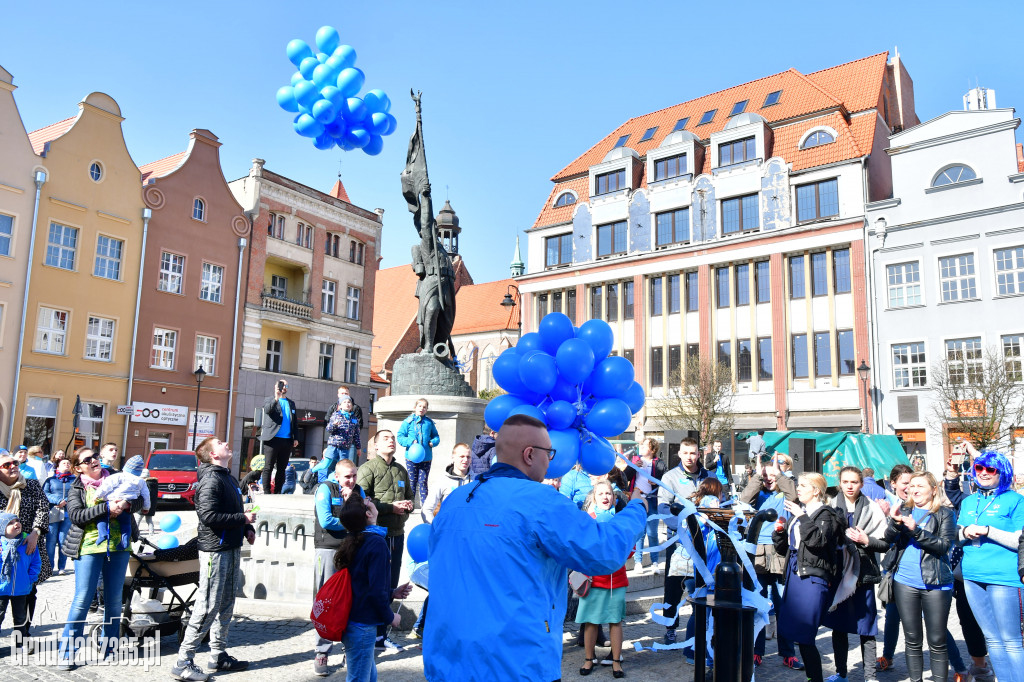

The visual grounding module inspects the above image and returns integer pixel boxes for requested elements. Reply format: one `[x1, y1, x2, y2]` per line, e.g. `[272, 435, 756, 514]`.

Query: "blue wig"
[971, 450, 1015, 495]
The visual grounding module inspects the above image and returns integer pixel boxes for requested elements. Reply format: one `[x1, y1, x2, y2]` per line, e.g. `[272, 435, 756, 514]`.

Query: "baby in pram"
[95, 455, 151, 549]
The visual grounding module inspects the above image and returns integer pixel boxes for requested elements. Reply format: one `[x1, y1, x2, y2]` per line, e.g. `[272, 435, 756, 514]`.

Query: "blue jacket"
[861, 477, 887, 502]
[469, 434, 496, 481]
[0, 535, 42, 597]
[314, 473, 365, 532]
[397, 414, 440, 462]
[424, 464, 646, 682]
[43, 474, 75, 506]
[347, 528, 394, 626]
[559, 467, 593, 509]
[281, 464, 296, 494]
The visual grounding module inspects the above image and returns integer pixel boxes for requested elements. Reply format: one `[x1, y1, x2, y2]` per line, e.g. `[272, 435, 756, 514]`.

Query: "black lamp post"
[857, 360, 871, 434]
[193, 366, 206, 448]
[500, 284, 522, 335]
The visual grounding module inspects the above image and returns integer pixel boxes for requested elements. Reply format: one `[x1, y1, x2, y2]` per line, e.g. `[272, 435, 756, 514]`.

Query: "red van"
[143, 450, 199, 506]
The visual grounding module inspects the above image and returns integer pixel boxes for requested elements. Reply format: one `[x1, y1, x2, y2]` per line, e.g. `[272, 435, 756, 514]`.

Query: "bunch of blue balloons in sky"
[485, 313, 646, 479]
[275, 26, 397, 155]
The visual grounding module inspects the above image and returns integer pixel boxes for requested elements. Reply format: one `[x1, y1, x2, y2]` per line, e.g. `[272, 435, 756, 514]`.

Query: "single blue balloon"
[294, 113, 324, 138]
[338, 138, 355, 151]
[580, 436, 616, 476]
[313, 133, 335, 150]
[547, 429, 582, 479]
[315, 26, 341, 55]
[363, 89, 387, 114]
[406, 442, 426, 463]
[518, 351, 557, 395]
[407, 523, 431, 562]
[290, 71, 305, 86]
[341, 97, 367, 123]
[591, 356, 636, 399]
[549, 377, 578, 403]
[577, 319, 615, 363]
[555, 338, 596, 385]
[325, 118, 348, 139]
[585, 398, 633, 439]
[299, 56, 320, 80]
[624, 381, 646, 414]
[333, 45, 357, 70]
[539, 313, 575, 355]
[368, 111, 389, 135]
[546, 400, 577, 431]
[159, 514, 181, 533]
[492, 350, 527, 395]
[155, 534, 179, 550]
[344, 126, 370, 149]
[508, 404, 545, 423]
[484, 394, 526, 432]
[286, 39, 314, 67]
[316, 52, 328, 64]
[383, 113, 398, 135]
[363, 134, 384, 156]
[293, 80, 320, 109]
[336, 67, 365, 98]
[312, 98, 337, 124]
[276, 86, 299, 113]
[312, 63, 336, 89]
[517, 332, 544, 354]
[321, 85, 345, 109]
[379, 92, 392, 113]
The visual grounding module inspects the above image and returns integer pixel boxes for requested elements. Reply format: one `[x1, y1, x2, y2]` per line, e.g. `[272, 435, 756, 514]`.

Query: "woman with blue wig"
[956, 447, 1024, 682]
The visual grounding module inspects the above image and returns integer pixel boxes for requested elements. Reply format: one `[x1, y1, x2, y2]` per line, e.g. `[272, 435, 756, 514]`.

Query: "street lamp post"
[500, 284, 522, 336]
[857, 360, 871, 434]
[192, 366, 206, 449]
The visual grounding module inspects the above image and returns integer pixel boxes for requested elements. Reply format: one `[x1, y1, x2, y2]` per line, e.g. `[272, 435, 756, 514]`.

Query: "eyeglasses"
[79, 456, 99, 465]
[974, 463, 998, 475]
[527, 445, 557, 461]
[0, 461, 17, 470]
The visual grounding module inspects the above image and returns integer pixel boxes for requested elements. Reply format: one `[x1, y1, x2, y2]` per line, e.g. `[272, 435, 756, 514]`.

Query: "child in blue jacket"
[397, 398, 440, 504]
[0, 511, 42, 643]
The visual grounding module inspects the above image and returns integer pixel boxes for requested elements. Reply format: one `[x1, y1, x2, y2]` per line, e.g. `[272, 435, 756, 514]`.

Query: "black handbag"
[877, 571, 895, 604]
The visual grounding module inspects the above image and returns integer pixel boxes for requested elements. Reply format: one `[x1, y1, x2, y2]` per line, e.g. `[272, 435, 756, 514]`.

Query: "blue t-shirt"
[957, 489, 1024, 588]
[895, 507, 951, 590]
[278, 398, 292, 439]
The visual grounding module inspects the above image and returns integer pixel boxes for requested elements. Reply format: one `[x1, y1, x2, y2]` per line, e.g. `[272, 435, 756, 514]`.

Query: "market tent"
[756, 431, 909, 485]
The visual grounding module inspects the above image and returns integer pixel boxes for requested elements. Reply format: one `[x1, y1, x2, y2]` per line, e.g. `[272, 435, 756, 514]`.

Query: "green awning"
[761, 431, 910, 486]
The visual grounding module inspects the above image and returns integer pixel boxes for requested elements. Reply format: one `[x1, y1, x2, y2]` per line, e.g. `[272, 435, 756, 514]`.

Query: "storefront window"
[24, 397, 58, 454]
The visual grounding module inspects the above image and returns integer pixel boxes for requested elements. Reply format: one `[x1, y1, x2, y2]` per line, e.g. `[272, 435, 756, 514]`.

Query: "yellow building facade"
[13, 92, 145, 455]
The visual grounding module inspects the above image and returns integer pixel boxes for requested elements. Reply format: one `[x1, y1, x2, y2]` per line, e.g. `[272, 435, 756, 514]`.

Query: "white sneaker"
[653, 565, 662, 575]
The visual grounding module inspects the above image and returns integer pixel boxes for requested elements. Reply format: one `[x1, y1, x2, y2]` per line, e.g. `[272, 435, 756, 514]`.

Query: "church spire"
[510, 235, 525, 277]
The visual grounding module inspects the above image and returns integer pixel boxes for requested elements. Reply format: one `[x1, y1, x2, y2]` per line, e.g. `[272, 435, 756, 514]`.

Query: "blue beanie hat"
[123, 455, 145, 477]
[0, 512, 18, 534]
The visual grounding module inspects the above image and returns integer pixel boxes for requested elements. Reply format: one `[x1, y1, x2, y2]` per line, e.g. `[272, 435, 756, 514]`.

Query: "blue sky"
[2, 1, 1021, 286]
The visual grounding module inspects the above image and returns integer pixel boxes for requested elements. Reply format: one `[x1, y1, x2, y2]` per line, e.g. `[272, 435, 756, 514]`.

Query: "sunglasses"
[0, 461, 18, 470]
[974, 463, 998, 475]
[78, 455, 99, 466]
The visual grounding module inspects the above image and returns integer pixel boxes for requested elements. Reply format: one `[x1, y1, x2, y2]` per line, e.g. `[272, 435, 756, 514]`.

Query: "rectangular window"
[607, 283, 618, 322]
[265, 339, 282, 373]
[321, 280, 337, 315]
[346, 286, 361, 320]
[1003, 334, 1023, 382]
[649, 277, 662, 316]
[46, 222, 78, 270]
[650, 347, 664, 387]
[892, 342, 927, 388]
[640, 126, 658, 142]
[591, 285, 603, 320]
[792, 334, 808, 379]
[200, 263, 224, 303]
[623, 349, 634, 365]
[814, 332, 831, 376]
[790, 255, 806, 298]
[595, 170, 626, 195]
[685, 271, 698, 312]
[735, 264, 750, 306]
[552, 291, 563, 314]
[296, 223, 304, 245]
[596, 221, 627, 257]
[837, 330, 855, 375]
[567, 289, 576, 321]
[719, 136, 756, 166]
[668, 345, 681, 381]
[939, 254, 977, 302]
[721, 194, 759, 235]
[887, 262, 922, 308]
[195, 335, 217, 374]
[833, 248, 851, 294]
[623, 282, 634, 320]
[158, 252, 185, 294]
[305, 226, 313, 249]
[344, 347, 359, 384]
[668, 274, 680, 314]
[23, 397, 58, 451]
[718, 341, 732, 370]
[654, 155, 688, 182]
[811, 252, 828, 296]
[537, 294, 549, 320]
[994, 246, 1024, 296]
[673, 117, 690, 132]
[94, 235, 123, 280]
[613, 135, 630, 148]
[755, 261, 770, 303]
[946, 337, 983, 384]
[763, 90, 782, 107]
[796, 179, 839, 222]
[0, 213, 12, 256]
[319, 342, 334, 381]
[545, 234, 572, 267]
[270, 274, 287, 298]
[686, 343, 700, 361]
[151, 328, 177, 369]
[84, 316, 115, 361]
[698, 109, 716, 125]
[716, 267, 730, 308]
[35, 307, 68, 354]
[737, 339, 752, 381]
[79, 402, 105, 452]
[757, 337, 773, 379]
[655, 208, 689, 246]
[730, 100, 749, 116]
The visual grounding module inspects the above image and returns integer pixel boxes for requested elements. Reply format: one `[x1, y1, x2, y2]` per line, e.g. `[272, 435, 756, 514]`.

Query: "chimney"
[963, 86, 997, 111]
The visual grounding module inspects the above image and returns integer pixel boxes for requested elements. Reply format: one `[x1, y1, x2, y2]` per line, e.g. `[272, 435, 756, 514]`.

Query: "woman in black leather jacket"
[882, 472, 955, 682]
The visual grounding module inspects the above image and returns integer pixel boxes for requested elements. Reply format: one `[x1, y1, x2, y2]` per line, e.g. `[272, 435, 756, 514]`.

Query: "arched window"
[554, 192, 577, 208]
[801, 130, 835, 149]
[192, 198, 205, 221]
[932, 164, 977, 187]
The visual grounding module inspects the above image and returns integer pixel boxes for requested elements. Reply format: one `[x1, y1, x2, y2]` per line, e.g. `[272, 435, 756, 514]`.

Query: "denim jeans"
[47, 517, 72, 571]
[638, 493, 661, 563]
[59, 551, 132, 660]
[946, 629, 967, 673]
[413, 595, 428, 632]
[342, 621, 379, 682]
[963, 580, 1024, 682]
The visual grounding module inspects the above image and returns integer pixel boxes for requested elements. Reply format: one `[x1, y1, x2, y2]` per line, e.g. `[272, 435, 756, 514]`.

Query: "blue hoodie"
[0, 533, 42, 597]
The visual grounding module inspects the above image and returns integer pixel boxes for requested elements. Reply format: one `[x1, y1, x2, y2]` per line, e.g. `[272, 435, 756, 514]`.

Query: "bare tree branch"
[655, 354, 736, 445]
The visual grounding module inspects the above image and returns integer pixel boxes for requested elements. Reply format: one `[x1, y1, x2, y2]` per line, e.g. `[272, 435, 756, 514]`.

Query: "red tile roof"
[330, 179, 351, 203]
[451, 278, 520, 335]
[370, 370, 388, 384]
[28, 116, 76, 155]
[533, 52, 890, 230]
[1016, 144, 1023, 173]
[139, 151, 188, 184]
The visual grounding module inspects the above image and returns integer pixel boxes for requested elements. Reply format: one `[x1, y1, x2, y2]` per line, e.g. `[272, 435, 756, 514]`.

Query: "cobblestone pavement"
[5, 565, 968, 681]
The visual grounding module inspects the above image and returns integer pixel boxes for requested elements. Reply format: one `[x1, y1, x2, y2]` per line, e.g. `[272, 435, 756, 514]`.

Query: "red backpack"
[310, 568, 353, 641]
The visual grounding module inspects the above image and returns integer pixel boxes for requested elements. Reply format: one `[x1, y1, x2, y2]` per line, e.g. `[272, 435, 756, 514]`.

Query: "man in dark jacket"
[171, 438, 256, 682]
[259, 379, 298, 495]
[469, 430, 496, 481]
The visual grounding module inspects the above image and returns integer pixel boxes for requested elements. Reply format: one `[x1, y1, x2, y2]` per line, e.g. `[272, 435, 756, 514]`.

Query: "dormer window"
[554, 192, 577, 208]
[698, 109, 717, 126]
[762, 90, 782, 108]
[719, 137, 756, 166]
[595, 169, 626, 195]
[932, 164, 977, 187]
[801, 130, 835, 149]
[613, 134, 630, 148]
[730, 100, 748, 116]
[672, 117, 690, 132]
[640, 127, 658, 142]
[654, 154, 687, 181]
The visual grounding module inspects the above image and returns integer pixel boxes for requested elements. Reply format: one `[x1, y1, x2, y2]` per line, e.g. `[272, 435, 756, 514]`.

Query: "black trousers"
[894, 581, 953, 682]
[832, 631, 877, 679]
[377, 533, 404, 638]
[662, 542, 685, 629]
[0, 595, 29, 640]
[261, 436, 292, 493]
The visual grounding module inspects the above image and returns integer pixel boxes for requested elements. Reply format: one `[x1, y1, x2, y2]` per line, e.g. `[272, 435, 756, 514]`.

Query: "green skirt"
[576, 586, 626, 625]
